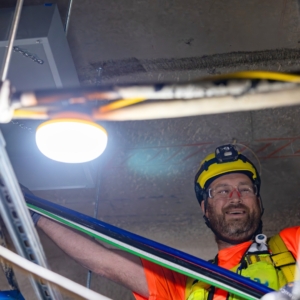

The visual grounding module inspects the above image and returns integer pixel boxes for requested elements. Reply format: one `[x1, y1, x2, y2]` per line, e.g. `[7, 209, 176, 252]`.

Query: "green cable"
[27, 203, 259, 300]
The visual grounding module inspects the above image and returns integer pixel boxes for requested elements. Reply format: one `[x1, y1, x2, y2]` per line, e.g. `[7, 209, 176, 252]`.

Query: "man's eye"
[240, 186, 253, 193]
[217, 188, 230, 194]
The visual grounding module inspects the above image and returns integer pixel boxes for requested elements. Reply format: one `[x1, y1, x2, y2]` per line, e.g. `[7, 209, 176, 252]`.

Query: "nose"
[228, 188, 241, 200]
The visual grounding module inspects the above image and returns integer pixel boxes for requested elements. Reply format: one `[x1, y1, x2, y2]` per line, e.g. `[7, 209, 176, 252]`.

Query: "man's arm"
[37, 216, 149, 298]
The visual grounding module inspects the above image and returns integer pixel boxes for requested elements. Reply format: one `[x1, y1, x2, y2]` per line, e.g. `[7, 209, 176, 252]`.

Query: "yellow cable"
[210, 71, 300, 83]
[13, 110, 48, 119]
[99, 98, 146, 113]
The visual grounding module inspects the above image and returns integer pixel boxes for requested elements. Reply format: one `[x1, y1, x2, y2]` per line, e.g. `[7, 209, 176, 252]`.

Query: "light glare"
[36, 119, 108, 163]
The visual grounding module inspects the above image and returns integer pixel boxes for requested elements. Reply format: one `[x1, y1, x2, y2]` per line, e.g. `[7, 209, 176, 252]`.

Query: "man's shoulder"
[277, 226, 300, 258]
[279, 225, 300, 237]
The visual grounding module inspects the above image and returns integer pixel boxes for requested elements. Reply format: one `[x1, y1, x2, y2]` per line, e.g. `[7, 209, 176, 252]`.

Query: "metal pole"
[86, 270, 92, 289]
[86, 162, 102, 289]
[65, 0, 74, 35]
[0, 0, 24, 81]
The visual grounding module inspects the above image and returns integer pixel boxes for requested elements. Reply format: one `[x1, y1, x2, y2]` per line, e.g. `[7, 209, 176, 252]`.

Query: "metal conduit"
[0, 0, 23, 81]
[0, 132, 59, 299]
[65, 0, 74, 35]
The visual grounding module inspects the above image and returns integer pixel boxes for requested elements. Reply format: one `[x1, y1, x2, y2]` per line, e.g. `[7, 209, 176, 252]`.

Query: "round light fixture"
[36, 117, 108, 163]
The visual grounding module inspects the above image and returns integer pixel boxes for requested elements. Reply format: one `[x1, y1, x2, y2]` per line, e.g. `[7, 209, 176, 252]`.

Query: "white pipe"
[96, 85, 300, 121]
[0, 246, 112, 300]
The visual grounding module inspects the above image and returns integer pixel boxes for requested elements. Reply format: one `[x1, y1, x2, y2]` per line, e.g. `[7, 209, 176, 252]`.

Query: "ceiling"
[1, 1, 300, 299]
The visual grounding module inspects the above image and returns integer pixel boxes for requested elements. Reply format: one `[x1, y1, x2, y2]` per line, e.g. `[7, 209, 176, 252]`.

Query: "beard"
[206, 202, 261, 244]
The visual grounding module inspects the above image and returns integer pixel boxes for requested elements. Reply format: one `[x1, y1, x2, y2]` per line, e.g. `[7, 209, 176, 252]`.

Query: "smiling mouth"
[226, 210, 246, 215]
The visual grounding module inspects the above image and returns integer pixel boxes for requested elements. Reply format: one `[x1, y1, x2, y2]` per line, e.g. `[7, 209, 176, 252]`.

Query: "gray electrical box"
[0, 4, 93, 192]
[0, 4, 79, 91]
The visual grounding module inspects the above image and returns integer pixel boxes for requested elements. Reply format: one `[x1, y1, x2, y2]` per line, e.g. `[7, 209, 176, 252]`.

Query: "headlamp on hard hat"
[215, 144, 239, 163]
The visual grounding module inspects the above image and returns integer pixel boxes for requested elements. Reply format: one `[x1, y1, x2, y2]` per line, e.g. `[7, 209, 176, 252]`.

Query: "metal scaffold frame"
[0, 1, 58, 299]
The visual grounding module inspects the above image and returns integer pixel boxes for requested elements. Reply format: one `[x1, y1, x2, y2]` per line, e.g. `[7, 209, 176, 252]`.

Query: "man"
[33, 144, 299, 300]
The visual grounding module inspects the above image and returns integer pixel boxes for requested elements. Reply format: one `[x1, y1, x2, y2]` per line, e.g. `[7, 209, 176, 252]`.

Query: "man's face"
[201, 173, 262, 244]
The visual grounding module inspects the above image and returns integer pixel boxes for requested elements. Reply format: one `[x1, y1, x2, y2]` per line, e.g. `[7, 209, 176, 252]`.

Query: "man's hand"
[261, 292, 290, 300]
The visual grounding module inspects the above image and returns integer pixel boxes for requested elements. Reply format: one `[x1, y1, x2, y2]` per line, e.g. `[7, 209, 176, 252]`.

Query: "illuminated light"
[36, 117, 108, 163]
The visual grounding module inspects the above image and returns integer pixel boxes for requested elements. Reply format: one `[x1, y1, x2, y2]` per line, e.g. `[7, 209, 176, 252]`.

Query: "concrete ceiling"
[1, 1, 300, 299]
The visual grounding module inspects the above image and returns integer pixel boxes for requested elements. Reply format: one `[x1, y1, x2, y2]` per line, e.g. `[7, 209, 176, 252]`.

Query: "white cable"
[27, 207, 259, 300]
[0, 245, 112, 300]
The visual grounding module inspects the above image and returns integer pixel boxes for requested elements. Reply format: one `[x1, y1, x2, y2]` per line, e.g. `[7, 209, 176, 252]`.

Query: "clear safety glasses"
[208, 184, 258, 200]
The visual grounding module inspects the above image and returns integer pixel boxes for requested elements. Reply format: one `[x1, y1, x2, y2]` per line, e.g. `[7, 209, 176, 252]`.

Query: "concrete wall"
[1, 1, 300, 299]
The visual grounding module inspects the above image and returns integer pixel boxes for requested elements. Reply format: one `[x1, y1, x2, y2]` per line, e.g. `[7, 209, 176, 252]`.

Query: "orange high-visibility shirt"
[133, 226, 300, 300]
